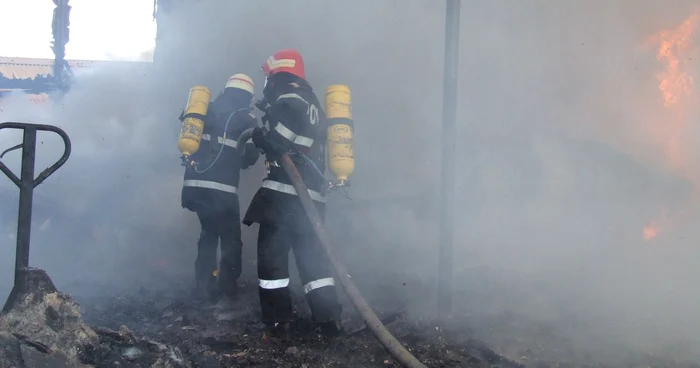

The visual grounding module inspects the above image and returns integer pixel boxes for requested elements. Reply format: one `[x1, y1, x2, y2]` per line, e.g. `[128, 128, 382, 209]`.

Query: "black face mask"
[255, 75, 274, 113]
[256, 72, 308, 112]
[262, 75, 275, 98]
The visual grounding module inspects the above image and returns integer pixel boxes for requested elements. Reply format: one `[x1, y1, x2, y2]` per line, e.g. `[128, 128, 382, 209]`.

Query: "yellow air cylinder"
[325, 85, 354, 186]
[178, 86, 211, 163]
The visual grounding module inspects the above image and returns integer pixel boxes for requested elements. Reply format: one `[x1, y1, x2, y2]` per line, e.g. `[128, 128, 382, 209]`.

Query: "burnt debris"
[0, 269, 519, 367]
[77, 282, 523, 368]
[0, 268, 188, 368]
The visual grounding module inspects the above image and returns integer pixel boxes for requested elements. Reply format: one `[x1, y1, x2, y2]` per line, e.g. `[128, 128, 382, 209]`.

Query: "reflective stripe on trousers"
[259, 278, 290, 289]
[261, 180, 325, 203]
[303, 277, 335, 294]
[183, 180, 237, 193]
[258, 278, 334, 293]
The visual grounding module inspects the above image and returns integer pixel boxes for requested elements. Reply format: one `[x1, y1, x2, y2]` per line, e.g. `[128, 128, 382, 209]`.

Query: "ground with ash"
[2, 269, 699, 367]
[72, 279, 700, 368]
[76, 281, 521, 368]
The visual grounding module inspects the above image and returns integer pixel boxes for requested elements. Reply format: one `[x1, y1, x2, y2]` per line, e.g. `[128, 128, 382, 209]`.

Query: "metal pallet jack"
[0, 122, 71, 314]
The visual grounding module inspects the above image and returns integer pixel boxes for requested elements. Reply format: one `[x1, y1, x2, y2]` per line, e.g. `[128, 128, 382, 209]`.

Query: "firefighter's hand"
[255, 98, 270, 113]
[251, 126, 267, 151]
[260, 111, 272, 127]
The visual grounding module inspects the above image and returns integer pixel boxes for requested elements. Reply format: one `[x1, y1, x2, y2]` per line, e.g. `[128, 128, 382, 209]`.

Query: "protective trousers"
[195, 209, 242, 295]
[257, 222, 341, 324]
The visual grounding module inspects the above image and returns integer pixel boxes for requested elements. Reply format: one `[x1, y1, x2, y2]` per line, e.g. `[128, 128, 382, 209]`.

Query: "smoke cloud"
[1, 0, 699, 366]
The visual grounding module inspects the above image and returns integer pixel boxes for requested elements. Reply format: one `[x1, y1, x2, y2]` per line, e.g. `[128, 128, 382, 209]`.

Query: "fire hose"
[238, 128, 428, 368]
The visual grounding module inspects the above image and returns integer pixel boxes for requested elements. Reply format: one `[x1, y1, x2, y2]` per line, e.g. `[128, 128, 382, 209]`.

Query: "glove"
[251, 126, 267, 152]
[252, 126, 285, 161]
[259, 111, 272, 128]
[255, 98, 270, 113]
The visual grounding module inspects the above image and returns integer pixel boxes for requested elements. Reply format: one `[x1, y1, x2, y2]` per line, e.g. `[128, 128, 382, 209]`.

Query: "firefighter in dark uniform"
[243, 49, 342, 337]
[182, 74, 260, 300]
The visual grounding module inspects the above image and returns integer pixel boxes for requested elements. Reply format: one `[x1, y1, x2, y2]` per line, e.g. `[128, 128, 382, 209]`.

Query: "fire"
[647, 11, 699, 177]
[654, 15, 697, 109]
[643, 10, 700, 241]
[641, 209, 671, 241]
[643, 223, 659, 241]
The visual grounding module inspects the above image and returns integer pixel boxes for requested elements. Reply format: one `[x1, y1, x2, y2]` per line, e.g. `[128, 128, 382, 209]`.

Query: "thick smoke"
[1, 0, 699, 365]
[0, 62, 193, 294]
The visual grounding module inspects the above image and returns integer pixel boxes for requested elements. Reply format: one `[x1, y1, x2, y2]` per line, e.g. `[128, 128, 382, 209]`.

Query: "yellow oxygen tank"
[178, 86, 211, 165]
[325, 85, 354, 187]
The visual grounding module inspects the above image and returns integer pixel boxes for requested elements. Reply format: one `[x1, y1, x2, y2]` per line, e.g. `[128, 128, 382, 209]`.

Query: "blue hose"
[193, 109, 241, 174]
[299, 153, 328, 186]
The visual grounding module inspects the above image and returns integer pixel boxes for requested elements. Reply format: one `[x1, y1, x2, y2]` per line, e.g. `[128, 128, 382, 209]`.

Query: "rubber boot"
[315, 320, 343, 338]
[194, 274, 220, 302]
[217, 273, 239, 299]
[263, 322, 292, 343]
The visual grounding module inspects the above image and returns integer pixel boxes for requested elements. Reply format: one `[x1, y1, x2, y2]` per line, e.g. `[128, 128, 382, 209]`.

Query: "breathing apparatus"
[298, 84, 356, 195]
[240, 83, 355, 196]
[177, 87, 236, 174]
[324, 84, 354, 189]
[178, 86, 211, 166]
[188, 109, 243, 174]
[178, 74, 255, 173]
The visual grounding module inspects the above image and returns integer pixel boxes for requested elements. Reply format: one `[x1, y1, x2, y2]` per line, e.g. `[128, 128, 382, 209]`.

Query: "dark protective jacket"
[243, 73, 327, 230]
[182, 89, 260, 215]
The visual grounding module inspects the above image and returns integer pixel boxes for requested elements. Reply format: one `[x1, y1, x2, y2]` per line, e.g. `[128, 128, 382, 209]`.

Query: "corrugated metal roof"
[0, 57, 151, 80]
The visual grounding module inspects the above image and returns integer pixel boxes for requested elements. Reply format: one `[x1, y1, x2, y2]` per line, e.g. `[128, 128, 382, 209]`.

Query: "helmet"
[225, 73, 255, 95]
[261, 49, 305, 79]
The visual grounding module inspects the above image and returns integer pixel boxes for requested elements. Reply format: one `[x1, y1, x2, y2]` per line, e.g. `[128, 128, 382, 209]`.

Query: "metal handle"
[0, 122, 72, 188]
[0, 121, 72, 314]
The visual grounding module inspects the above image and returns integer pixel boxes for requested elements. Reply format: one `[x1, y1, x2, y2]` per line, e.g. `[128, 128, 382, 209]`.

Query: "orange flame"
[642, 209, 671, 241]
[643, 223, 659, 241]
[646, 12, 699, 177]
[654, 16, 697, 109]
[643, 11, 700, 241]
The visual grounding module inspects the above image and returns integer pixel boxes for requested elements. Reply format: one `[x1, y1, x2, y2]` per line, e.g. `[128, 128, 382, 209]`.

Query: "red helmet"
[261, 48, 305, 79]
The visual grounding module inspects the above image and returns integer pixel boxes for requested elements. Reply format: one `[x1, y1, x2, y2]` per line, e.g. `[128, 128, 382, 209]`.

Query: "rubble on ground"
[3, 269, 699, 367]
[78, 281, 522, 368]
[0, 267, 521, 367]
[76, 281, 700, 368]
[0, 268, 188, 368]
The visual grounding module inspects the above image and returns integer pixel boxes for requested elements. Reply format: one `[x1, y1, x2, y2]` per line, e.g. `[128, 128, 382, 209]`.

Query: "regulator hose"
[193, 110, 241, 174]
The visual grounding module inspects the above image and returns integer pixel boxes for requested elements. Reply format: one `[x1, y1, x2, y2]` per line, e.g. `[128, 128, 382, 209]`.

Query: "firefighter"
[243, 49, 342, 338]
[181, 73, 260, 300]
